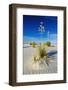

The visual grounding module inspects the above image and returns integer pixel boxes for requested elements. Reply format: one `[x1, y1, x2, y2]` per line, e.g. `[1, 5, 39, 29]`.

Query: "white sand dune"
[23, 46, 57, 75]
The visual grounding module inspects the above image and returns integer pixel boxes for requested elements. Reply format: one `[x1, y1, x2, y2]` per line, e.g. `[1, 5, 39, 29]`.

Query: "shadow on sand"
[47, 51, 57, 57]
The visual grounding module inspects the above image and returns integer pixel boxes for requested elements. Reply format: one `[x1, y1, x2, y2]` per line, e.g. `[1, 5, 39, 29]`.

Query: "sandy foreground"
[23, 45, 57, 75]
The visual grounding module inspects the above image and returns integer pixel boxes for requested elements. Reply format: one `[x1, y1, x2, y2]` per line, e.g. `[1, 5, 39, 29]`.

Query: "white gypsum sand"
[23, 44, 57, 75]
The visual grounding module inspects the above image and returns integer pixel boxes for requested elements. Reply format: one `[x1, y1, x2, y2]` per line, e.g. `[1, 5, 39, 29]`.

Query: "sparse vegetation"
[38, 46, 47, 58]
[29, 42, 37, 48]
[45, 41, 51, 47]
[29, 42, 32, 45]
[32, 45, 48, 62]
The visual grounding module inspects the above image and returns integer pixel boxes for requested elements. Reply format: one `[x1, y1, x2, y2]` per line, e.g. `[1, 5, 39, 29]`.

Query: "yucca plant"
[38, 45, 47, 58]
[32, 22, 49, 65]
[32, 45, 48, 62]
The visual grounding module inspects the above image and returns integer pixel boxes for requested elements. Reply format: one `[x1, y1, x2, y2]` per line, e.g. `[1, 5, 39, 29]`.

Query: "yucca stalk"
[38, 22, 45, 45]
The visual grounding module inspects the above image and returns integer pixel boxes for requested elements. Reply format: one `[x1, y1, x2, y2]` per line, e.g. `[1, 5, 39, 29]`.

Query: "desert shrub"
[45, 41, 51, 47]
[38, 45, 47, 58]
[32, 45, 48, 62]
[30, 42, 36, 48]
[32, 42, 36, 48]
[29, 42, 32, 45]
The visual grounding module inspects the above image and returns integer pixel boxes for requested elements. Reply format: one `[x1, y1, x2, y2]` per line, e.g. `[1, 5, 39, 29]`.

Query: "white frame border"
[16, 8, 64, 82]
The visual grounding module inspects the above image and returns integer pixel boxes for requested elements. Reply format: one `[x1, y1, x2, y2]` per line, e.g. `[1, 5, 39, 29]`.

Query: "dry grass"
[32, 45, 48, 62]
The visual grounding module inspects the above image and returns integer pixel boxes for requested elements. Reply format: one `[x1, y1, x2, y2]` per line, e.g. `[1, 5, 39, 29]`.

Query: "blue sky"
[23, 15, 57, 45]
